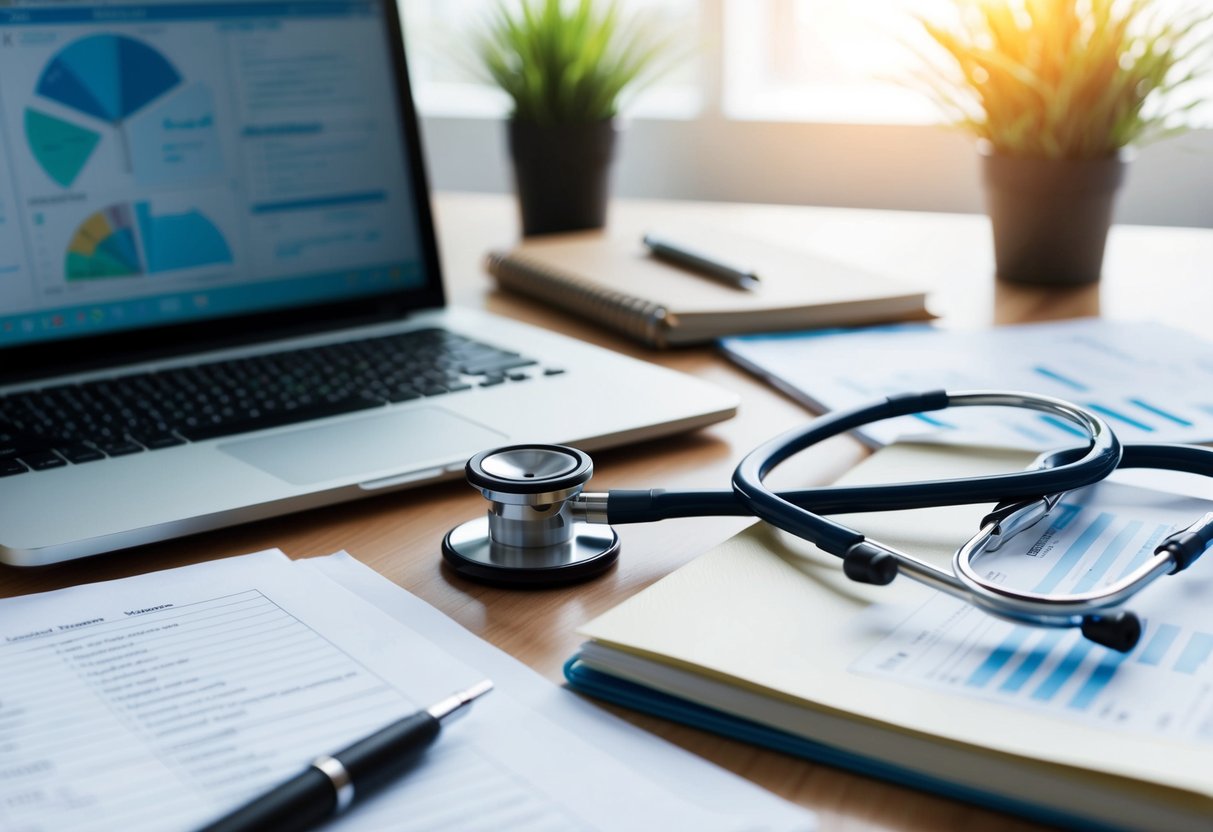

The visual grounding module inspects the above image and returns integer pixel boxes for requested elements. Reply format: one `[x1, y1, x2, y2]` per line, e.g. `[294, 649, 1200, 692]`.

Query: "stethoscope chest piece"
[441, 444, 621, 586]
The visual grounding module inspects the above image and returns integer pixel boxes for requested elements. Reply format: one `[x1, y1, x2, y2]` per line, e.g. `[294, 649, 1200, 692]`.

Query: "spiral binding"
[485, 251, 671, 348]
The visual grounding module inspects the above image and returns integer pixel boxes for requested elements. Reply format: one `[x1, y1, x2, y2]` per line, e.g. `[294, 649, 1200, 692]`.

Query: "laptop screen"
[0, 0, 436, 356]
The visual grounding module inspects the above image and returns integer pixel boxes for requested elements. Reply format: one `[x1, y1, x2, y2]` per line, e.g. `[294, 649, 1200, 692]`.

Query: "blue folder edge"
[564, 656, 1129, 832]
[720, 321, 936, 346]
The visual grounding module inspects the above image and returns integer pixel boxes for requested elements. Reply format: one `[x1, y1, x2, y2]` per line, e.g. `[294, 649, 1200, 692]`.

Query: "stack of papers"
[0, 551, 815, 832]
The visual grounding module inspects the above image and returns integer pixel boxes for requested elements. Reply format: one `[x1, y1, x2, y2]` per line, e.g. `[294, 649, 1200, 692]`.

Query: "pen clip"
[427, 678, 494, 722]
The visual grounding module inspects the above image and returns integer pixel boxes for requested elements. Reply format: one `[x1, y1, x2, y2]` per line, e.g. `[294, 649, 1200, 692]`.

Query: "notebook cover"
[564, 657, 1123, 832]
[486, 227, 930, 347]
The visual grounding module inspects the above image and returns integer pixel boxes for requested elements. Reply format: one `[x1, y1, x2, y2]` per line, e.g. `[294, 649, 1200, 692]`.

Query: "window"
[721, 0, 950, 123]
[724, 0, 1213, 127]
[403, 0, 1213, 227]
[403, 0, 1213, 128]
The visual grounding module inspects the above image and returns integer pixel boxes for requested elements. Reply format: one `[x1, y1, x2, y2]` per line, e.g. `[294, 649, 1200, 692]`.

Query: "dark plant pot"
[508, 119, 618, 236]
[980, 144, 1129, 285]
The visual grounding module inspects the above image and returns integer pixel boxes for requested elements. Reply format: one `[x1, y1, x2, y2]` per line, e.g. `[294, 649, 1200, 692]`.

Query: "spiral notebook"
[485, 227, 931, 347]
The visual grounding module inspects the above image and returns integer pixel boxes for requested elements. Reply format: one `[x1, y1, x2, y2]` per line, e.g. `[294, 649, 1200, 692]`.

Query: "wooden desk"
[6, 193, 1213, 831]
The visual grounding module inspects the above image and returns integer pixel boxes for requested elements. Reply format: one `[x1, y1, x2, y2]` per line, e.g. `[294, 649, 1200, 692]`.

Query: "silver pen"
[643, 233, 760, 290]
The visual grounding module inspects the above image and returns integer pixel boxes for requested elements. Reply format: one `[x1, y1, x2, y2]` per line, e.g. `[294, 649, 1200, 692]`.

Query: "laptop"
[0, 0, 737, 567]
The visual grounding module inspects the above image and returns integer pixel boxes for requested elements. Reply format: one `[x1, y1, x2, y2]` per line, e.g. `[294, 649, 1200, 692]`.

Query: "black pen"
[643, 233, 760, 290]
[198, 680, 494, 832]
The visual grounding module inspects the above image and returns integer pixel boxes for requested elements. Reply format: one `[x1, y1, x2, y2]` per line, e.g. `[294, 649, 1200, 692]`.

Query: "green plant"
[913, 0, 1212, 157]
[476, 0, 674, 125]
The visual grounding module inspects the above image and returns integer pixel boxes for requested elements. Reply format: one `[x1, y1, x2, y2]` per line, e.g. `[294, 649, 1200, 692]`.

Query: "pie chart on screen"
[65, 203, 142, 280]
[24, 34, 182, 188]
[65, 201, 233, 280]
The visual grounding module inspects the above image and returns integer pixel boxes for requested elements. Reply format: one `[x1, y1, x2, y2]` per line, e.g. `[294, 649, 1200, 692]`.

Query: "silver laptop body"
[0, 0, 736, 566]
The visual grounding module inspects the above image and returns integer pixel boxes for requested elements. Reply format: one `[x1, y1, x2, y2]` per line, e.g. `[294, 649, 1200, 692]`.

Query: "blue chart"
[860, 596, 1213, 742]
[66, 202, 231, 280]
[25, 34, 182, 187]
[965, 618, 1213, 712]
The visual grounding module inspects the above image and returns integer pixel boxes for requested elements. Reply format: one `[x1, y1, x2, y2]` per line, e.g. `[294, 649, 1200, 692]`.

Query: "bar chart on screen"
[853, 481, 1213, 742]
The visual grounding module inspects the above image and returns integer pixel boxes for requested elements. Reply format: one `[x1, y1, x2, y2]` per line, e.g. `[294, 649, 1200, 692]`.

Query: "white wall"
[420, 116, 1213, 228]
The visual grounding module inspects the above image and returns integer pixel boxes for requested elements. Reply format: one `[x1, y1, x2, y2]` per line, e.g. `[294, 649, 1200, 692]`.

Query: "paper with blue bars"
[721, 319, 1213, 449]
[852, 478, 1213, 742]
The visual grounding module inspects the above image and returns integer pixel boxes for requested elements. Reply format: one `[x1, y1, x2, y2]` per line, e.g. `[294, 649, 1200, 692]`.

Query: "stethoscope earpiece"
[441, 444, 620, 586]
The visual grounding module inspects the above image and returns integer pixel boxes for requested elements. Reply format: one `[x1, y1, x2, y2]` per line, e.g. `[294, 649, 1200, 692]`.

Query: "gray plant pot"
[508, 119, 618, 237]
[980, 143, 1129, 285]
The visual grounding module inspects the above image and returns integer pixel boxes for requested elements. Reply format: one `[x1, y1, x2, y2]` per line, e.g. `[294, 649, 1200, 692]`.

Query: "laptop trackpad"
[219, 407, 505, 485]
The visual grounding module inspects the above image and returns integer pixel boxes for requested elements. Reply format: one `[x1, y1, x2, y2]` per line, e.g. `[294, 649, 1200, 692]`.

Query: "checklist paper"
[0, 551, 814, 832]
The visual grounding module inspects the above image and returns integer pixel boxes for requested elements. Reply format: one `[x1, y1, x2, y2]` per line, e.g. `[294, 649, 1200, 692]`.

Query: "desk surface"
[7, 193, 1213, 832]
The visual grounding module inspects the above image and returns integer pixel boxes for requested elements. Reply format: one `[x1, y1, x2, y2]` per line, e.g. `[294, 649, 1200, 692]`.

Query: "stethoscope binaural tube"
[951, 444, 1213, 650]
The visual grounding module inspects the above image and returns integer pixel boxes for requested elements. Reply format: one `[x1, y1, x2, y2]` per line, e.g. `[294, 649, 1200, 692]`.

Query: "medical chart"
[852, 480, 1213, 743]
[721, 319, 1213, 449]
[0, 551, 813, 832]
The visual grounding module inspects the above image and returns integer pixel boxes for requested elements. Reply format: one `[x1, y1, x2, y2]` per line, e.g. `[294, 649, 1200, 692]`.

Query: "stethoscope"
[442, 390, 1213, 652]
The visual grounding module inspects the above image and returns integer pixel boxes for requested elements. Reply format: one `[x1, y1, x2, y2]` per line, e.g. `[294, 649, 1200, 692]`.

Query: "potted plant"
[476, 0, 672, 236]
[915, 0, 1210, 285]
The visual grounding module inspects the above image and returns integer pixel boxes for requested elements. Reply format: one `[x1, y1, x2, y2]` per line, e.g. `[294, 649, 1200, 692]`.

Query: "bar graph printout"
[721, 319, 1213, 449]
[0, 551, 813, 832]
[852, 481, 1213, 743]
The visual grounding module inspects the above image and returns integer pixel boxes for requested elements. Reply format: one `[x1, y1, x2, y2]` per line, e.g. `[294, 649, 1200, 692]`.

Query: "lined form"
[12, 591, 410, 801]
[853, 481, 1213, 742]
[0, 583, 560, 830]
[0, 551, 813, 832]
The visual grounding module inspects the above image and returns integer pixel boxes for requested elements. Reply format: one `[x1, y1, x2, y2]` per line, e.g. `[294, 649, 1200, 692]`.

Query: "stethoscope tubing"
[607, 390, 1122, 527]
[454, 389, 1213, 650]
[731, 390, 1120, 557]
[605, 390, 1128, 621]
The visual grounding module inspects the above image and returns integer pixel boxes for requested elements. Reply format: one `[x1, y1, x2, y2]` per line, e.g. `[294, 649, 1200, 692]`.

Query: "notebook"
[566, 443, 1213, 832]
[485, 226, 931, 347]
[0, 0, 737, 566]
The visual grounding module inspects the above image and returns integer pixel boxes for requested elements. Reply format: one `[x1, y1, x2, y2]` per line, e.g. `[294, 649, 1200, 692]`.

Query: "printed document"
[577, 443, 1213, 800]
[0, 551, 814, 832]
[721, 318, 1213, 449]
[852, 479, 1213, 743]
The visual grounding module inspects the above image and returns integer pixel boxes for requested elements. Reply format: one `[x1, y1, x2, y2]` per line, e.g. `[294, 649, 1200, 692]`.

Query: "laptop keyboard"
[0, 328, 562, 477]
